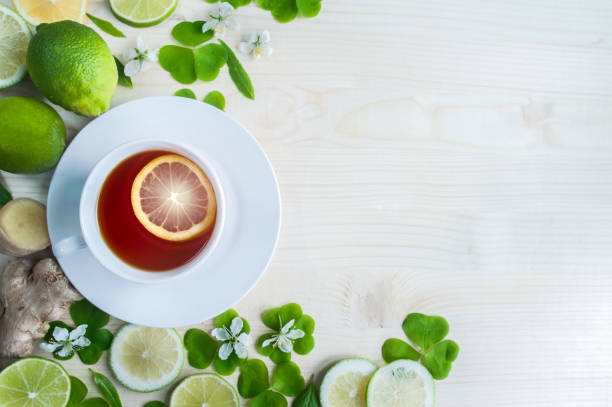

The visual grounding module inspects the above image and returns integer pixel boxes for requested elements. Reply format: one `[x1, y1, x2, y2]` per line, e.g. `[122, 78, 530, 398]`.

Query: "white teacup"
[52, 139, 226, 284]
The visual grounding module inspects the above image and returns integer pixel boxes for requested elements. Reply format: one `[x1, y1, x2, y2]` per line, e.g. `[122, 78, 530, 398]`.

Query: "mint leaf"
[194, 43, 227, 82]
[251, 390, 287, 407]
[159, 45, 196, 84]
[203, 91, 225, 111]
[184, 328, 217, 369]
[174, 89, 197, 99]
[90, 370, 122, 407]
[257, 0, 274, 10]
[271, 0, 298, 22]
[238, 358, 269, 398]
[293, 376, 320, 407]
[273, 362, 305, 397]
[0, 183, 12, 206]
[67, 376, 88, 407]
[262, 303, 303, 331]
[423, 339, 459, 380]
[114, 57, 133, 88]
[87, 14, 126, 37]
[296, 0, 321, 18]
[218, 40, 254, 100]
[402, 313, 449, 351]
[172, 21, 213, 47]
[381, 338, 420, 363]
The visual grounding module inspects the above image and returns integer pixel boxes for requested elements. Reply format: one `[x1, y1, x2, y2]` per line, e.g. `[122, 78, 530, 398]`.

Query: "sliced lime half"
[366, 359, 435, 407]
[0, 4, 31, 89]
[108, 0, 177, 27]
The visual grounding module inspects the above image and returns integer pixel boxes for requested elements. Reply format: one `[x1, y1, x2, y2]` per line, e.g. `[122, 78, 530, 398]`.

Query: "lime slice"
[320, 358, 378, 407]
[366, 360, 435, 407]
[109, 0, 177, 27]
[0, 357, 71, 407]
[0, 4, 31, 89]
[109, 325, 184, 392]
[170, 373, 239, 407]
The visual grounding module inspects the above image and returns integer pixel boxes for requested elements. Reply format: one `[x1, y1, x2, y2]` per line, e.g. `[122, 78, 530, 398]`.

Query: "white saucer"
[47, 97, 281, 327]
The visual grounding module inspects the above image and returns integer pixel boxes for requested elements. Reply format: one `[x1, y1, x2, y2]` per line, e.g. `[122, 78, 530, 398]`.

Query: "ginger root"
[0, 258, 82, 357]
[0, 198, 50, 256]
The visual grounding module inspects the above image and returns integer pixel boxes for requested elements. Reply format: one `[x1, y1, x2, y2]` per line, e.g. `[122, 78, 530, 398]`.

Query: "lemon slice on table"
[0, 4, 31, 89]
[109, 325, 184, 392]
[366, 360, 435, 407]
[320, 358, 378, 407]
[109, 0, 176, 27]
[0, 357, 71, 407]
[170, 373, 239, 407]
[12, 0, 86, 26]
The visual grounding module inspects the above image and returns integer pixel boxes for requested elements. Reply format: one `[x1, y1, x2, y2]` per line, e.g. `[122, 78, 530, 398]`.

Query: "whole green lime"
[27, 21, 117, 117]
[0, 97, 66, 174]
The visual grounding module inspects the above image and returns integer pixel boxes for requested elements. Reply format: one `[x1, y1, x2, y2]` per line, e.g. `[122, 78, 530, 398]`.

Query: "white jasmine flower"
[202, 2, 237, 36]
[239, 30, 273, 58]
[212, 317, 250, 360]
[123, 35, 158, 77]
[261, 319, 305, 353]
[40, 324, 91, 357]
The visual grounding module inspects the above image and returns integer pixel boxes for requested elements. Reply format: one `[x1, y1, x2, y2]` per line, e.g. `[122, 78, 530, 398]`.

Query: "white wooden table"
[2, 0, 612, 405]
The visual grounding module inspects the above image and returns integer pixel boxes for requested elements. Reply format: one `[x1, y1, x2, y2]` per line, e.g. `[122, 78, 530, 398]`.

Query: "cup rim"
[79, 139, 226, 284]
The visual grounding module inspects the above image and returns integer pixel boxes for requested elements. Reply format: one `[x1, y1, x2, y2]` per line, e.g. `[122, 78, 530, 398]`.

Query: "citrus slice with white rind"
[366, 360, 435, 407]
[0, 357, 71, 407]
[0, 4, 31, 89]
[109, 0, 176, 27]
[131, 154, 217, 242]
[109, 325, 184, 392]
[170, 373, 239, 407]
[12, 0, 86, 26]
[320, 358, 378, 407]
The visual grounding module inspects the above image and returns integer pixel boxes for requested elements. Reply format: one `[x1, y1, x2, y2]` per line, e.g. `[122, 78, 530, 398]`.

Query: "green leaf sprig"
[219, 39, 254, 100]
[0, 182, 12, 206]
[90, 369, 122, 407]
[86, 14, 126, 38]
[114, 57, 133, 88]
[42, 299, 113, 364]
[257, 303, 315, 364]
[293, 376, 321, 407]
[381, 313, 459, 380]
[257, 0, 321, 22]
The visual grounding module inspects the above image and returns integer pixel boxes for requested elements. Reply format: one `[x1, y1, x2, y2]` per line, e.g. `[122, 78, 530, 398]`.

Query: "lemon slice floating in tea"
[131, 154, 217, 242]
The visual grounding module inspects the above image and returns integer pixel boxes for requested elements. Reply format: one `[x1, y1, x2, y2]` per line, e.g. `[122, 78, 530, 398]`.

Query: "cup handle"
[53, 235, 87, 258]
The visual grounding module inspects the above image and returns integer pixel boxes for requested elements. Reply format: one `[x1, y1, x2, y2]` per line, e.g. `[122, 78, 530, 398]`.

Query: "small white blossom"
[123, 35, 158, 77]
[239, 31, 273, 58]
[212, 317, 250, 360]
[40, 324, 91, 357]
[202, 2, 237, 36]
[261, 319, 305, 353]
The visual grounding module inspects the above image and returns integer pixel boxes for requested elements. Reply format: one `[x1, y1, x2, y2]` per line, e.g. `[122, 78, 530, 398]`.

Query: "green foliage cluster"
[381, 313, 459, 380]
[43, 299, 113, 364]
[256, 0, 322, 22]
[67, 370, 124, 407]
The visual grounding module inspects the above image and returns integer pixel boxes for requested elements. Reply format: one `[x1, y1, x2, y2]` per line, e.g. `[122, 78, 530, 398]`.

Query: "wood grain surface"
[2, 0, 612, 405]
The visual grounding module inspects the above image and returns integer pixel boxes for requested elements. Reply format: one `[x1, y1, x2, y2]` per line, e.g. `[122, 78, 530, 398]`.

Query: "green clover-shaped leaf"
[213, 309, 251, 376]
[381, 338, 420, 363]
[250, 390, 287, 407]
[144, 402, 167, 407]
[382, 312, 459, 380]
[237, 358, 270, 398]
[194, 43, 227, 82]
[272, 361, 305, 397]
[203, 91, 225, 111]
[171, 21, 213, 47]
[70, 299, 109, 330]
[257, 0, 298, 22]
[184, 328, 218, 369]
[296, 0, 321, 18]
[402, 313, 449, 351]
[174, 88, 196, 99]
[258, 303, 315, 363]
[423, 339, 459, 380]
[67, 376, 88, 407]
[159, 45, 196, 84]
[78, 328, 113, 365]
